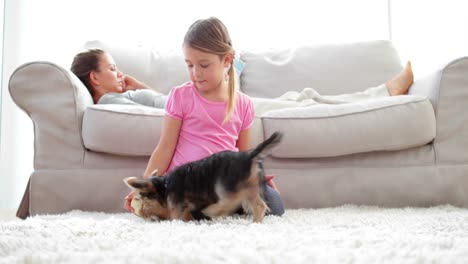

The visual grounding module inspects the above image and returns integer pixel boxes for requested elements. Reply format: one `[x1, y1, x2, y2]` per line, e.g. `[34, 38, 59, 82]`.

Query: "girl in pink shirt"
[125, 17, 284, 216]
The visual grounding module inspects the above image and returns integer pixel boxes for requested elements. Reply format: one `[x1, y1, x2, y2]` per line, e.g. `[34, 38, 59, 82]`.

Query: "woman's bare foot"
[386, 61, 414, 96]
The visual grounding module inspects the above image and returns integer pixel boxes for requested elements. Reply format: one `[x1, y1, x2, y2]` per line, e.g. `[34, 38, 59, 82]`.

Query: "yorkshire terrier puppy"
[124, 132, 282, 222]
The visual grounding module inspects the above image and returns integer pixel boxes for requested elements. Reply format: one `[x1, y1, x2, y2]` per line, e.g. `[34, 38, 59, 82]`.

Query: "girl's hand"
[265, 175, 280, 193]
[124, 192, 136, 214]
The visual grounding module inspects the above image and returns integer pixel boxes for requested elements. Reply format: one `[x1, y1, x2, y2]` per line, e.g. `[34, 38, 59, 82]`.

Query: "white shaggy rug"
[2, 205, 468, 264]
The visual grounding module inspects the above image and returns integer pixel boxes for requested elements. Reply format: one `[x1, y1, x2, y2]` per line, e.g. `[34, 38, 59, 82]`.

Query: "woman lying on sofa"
[71, 49, 167, 108]
[70, 49, 415, 111]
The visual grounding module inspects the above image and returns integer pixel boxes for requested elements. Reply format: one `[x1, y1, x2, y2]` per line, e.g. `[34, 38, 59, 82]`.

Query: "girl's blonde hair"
[183, 17, 236, 123]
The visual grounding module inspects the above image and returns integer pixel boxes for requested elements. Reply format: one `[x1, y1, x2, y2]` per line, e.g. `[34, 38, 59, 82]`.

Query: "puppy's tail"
[249, 132, 283, 160]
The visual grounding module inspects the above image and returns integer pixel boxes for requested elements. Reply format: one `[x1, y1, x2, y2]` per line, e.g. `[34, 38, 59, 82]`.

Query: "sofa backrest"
[240, 40, 403, 98]
[84, 40, 403, 98]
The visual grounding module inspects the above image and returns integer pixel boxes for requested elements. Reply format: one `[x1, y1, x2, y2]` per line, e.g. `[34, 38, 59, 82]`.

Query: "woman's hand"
[265, 175, 280, 193]
[123, 75, 147, 91]
[124, 192, 136, 214]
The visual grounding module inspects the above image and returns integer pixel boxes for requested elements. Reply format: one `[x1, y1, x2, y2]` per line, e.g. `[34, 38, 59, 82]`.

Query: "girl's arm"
[126, 115, 181, 213]
[236, 128, 251, 151]
[143, 115, 182, 178]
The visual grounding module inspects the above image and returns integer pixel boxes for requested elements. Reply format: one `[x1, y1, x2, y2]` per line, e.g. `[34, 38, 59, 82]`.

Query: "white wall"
[5, 0, 390, 65]
[391, 0, 468, 77]
[0, 0, 34, 209]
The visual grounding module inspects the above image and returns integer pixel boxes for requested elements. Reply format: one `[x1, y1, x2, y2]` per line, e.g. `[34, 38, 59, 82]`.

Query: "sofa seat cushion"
[261, 95, 436, 158]
[82, 105, 165, 156]
[83, 96, 435, 158]
[82, 105, 266, 156]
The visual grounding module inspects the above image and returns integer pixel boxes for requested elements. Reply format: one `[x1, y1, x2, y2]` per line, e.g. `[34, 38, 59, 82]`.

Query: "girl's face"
[92, 53, 125, 93]
[183, 47, 230, 95]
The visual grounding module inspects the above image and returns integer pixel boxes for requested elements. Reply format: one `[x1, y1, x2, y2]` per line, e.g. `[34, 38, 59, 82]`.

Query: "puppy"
[124, 132, 282, 222]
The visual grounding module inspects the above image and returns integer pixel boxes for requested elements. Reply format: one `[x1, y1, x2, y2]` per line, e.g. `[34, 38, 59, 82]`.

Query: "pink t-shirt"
[165, 82, 255, 172]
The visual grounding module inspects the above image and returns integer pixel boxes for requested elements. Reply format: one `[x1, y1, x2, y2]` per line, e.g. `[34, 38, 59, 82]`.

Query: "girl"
[125, 17, 285, 216]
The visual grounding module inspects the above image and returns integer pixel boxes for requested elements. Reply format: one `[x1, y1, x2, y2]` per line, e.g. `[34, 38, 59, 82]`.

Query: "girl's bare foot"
[386, 61, 414, 96]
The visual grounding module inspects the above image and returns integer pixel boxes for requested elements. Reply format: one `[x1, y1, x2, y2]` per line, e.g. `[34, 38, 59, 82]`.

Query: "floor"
[3, 206, 468, 263]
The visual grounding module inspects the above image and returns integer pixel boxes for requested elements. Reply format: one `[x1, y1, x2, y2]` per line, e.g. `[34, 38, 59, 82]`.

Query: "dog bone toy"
[130, 196, 143, 216]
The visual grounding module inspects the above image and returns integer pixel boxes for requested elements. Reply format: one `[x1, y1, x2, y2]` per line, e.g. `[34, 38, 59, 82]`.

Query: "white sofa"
[9, 40, 468, 219]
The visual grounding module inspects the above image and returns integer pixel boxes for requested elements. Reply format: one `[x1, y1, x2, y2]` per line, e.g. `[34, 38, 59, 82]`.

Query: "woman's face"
[183, 47, 230, 94]
[92, 53, 125, 93]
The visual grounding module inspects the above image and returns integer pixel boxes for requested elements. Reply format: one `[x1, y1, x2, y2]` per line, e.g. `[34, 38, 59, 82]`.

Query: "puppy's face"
[124, 177, 170, 220]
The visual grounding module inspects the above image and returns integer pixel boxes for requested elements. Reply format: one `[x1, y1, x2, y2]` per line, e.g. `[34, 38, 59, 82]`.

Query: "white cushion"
[82, 105, 265, 156]
[83, 96, 436, 158]
[261, 96, 436, 158]
[240, 40, 403, 98]
[82, 105, 164, 156]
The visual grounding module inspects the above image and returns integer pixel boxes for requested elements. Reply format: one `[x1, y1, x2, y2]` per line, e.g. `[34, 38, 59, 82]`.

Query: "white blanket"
[252, 84, 389, 116]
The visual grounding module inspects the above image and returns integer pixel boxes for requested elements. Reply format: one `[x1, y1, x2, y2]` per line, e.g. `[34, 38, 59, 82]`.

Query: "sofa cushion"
[82, 105, 265, 156]
[83, 96, 436, 158]
[261, 96, 436, 158]
[82, 105, 165, 156]
[240, 40, 404, 98]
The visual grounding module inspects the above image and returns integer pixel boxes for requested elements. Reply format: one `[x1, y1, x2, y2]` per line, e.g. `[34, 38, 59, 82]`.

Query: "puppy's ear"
[124, 177, 156, 192]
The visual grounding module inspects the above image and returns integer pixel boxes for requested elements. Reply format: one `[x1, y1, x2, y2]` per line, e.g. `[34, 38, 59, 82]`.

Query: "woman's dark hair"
[70, 49, 105, 96]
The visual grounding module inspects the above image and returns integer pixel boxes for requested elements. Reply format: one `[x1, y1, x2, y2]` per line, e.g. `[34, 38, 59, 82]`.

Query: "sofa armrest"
[410, 57, 468, 165]
[8, 61, 94, 169]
